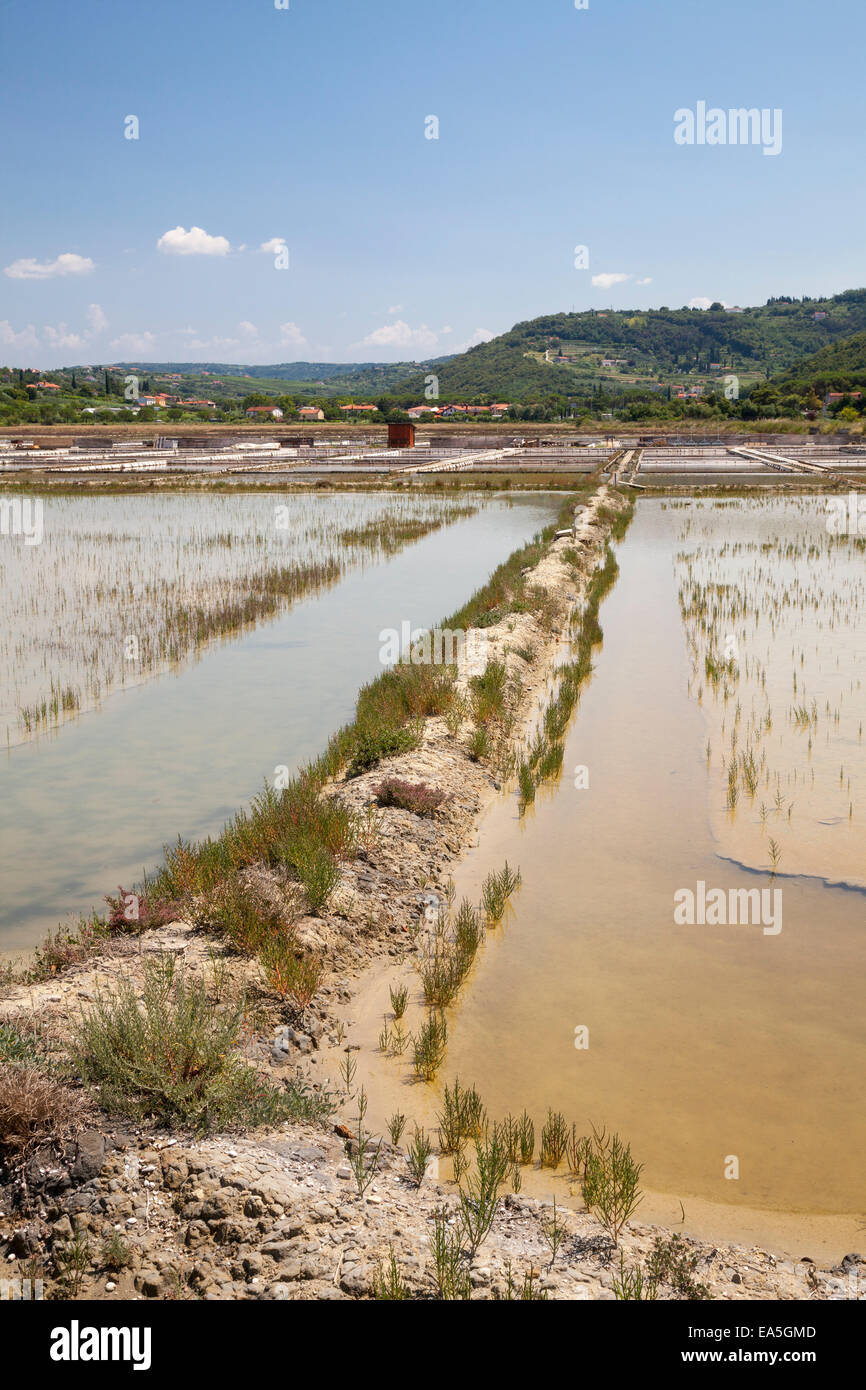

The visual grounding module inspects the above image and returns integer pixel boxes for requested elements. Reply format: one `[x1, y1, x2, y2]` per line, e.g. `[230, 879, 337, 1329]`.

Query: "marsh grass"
[412, 1013, 448, 1082]
[389, 982, 409, 1020]
[431, 1206, 472, 1300]
[372, 1246, 410, 1301]
[481, 862, 522, 924]
[437, 1078, 487, 1154]
[405, 1126, 434, 1187]
[540, 1109, 570, 1168]
[6, 492, 476, 748]
[347, 1086, 383, 1196]
[457, 1127, 511, 1259]
[581, 1129, 644, 1245]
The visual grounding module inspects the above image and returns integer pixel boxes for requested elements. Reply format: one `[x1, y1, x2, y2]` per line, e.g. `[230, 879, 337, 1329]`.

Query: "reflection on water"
[674, 495, 866, 887]
[0, 490, 477, 747]
[0, 492, 558, 951]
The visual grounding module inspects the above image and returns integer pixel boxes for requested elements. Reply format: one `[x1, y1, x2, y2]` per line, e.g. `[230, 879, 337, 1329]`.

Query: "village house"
[33, 380, 61, 391]
[297, 406, 324, 421]
[245, 405, 284, 419]
[339, 403, 376, 414]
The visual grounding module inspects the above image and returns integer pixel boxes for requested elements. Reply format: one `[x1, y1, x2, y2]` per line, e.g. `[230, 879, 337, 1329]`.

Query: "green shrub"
[347, 722, 420, 777]
[75, 958, 328, 1131]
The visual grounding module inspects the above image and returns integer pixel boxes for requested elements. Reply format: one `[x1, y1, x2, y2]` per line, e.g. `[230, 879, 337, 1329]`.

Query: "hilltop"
[393, 289, 866, 404]
[3, 289, 866, 428]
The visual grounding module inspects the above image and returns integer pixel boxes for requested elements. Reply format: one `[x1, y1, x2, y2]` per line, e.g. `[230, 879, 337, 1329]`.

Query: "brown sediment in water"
[322, 495, 865, 1264]
[2, 484, 861, 1294]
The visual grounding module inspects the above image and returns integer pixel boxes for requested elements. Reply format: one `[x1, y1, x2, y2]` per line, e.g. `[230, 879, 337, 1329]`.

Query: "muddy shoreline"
[1, 482, 861, 1301]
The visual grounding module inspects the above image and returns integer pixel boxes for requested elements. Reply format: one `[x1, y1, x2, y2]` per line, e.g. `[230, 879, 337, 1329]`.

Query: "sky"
[1, 0, 864, 369]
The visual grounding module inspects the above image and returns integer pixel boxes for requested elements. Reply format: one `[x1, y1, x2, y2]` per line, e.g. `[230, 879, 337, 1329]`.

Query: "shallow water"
[673, 495, 866, 887]
[343, 497, 866, 1257]
[0, 489, 477, 747]
[0, 491, 558, 952]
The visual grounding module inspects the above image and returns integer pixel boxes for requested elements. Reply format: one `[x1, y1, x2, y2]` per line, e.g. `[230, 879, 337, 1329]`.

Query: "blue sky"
[1, 0, 863, 368]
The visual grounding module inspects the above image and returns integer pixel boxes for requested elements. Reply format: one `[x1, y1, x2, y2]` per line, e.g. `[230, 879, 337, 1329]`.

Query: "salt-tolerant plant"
[481, 862, 522, 923]
[540, 1197, 568, 1268]
[437, 1078, 487, 1154]
[372, 1245, 410, 1301]
[389, 982, 409, 1020]
[405, 1126, 434, 1187]
[540, 1109, 569, 1168]
[612, 1250, 659, 1301]
[493, 1262, 549, 1301]
[339, 1048, 357, 1095]
[456, 1127, 511, 1260]
[75, 957, 325, 1131]
[645, 1233, 712, 1300]
[412, 1013, 447, 1082]
[347, 1087, 383, 1197]
[387, 1111, 407, 1144]
[430, 1207, 471, 1301]
[517, 1110, 535, 1165]
[581, 1130, 643, 1246]
[54, 1232, 91, 1297]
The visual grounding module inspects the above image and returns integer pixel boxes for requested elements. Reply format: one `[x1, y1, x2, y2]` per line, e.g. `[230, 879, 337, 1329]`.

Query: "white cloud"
[388, 303, 404, 315]
[279, 321, 307, 349]
[188, 336, 240, 351]
[591, 272, 631, 290]
[260, 238, 288, 255]
[635, 277, 653, 286]
[157, 225, 230, 256]
[440, 325, 453, 335]
[4, 252, 94, 280]
[688, 297, 713, 310]
[238, 320, 258, 339]
[85, 303, 108, 335]
[0, 320, 40, 351]
[450, 327, 495, 353]
[44, 323, 85, 352]
[361, 320, 439, 352]
[109, 330, 158, 355]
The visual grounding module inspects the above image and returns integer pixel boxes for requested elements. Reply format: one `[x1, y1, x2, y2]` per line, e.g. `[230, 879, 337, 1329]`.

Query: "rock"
[185, 1220, 211, 1250]
[136, 1271, 163, 1298]
[71, 1131, 106, 1183]
[160, 1156, 188, 1190]
[340, 1264, 371, 1296]
[10, 1225, 41, 1257]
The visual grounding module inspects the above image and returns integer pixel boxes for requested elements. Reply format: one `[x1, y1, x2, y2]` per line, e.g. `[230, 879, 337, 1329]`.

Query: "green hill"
[771, 330, 866, 392]
[393, 289, 866, 403]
